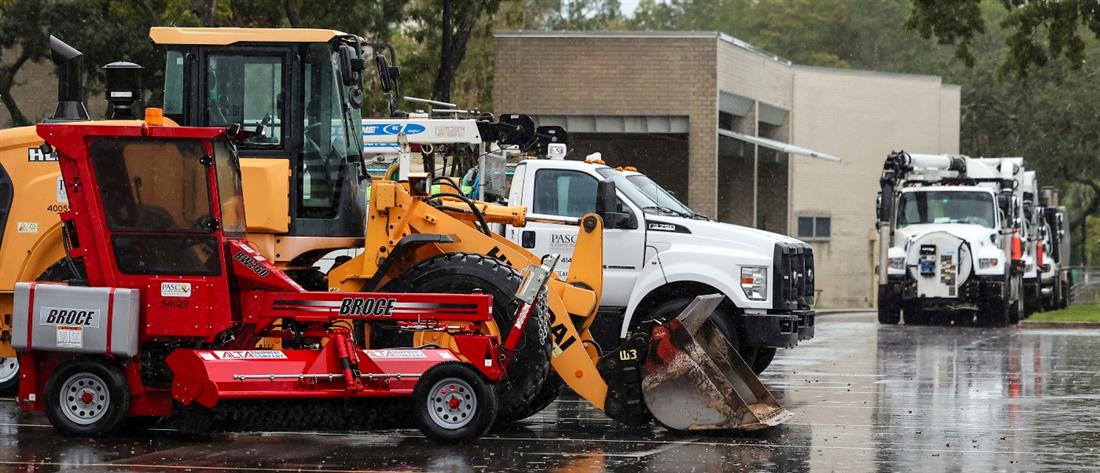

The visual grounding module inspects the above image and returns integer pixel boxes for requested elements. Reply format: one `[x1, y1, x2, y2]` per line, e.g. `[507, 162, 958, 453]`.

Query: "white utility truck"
[876, 152, 1034, 325]
[504, 158, 816, 373]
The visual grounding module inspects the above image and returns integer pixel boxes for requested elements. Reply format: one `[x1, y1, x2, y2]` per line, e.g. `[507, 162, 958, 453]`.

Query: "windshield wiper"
[642, 205, 692, 218]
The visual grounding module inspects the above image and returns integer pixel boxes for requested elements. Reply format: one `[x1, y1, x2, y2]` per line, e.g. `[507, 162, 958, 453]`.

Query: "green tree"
[907, 0, 1100, 77]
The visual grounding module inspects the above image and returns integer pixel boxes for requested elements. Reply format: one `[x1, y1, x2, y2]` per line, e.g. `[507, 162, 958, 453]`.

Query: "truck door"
[507, 165, 645, 307]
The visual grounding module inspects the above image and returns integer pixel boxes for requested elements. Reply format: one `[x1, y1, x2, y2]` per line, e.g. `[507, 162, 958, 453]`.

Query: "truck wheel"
[413, 362, 498, 441]
[903, 303, 927, 325]
[642, 297, 754, 366]
[750, 348, 778, 373]
[0, 357, 18, 395]
[44, 358, 130, 436]
[382, 252, 551, 423]
[980, 299, 1011, 327]
[877, 297, 901, 325]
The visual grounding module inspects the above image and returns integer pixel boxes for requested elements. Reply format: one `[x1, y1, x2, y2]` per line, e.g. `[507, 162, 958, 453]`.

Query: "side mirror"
[596, 180, 629, 229]
[374, 53, 399, 93]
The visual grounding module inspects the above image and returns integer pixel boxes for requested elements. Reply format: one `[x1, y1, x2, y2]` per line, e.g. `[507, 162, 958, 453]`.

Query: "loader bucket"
[642, 294, 793, 431]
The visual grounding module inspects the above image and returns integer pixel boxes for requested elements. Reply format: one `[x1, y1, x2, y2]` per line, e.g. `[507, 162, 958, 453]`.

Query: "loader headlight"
[740, 266, 768, 301]
[978, 257, 1000, 269]
[888, 257, 905, 271]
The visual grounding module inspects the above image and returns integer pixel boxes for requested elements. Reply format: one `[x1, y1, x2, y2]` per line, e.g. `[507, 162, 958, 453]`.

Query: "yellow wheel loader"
[0, 29, 791, 432]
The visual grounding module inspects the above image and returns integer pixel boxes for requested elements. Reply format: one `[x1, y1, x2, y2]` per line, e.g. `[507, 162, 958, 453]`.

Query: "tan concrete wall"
[791, 67, 960, 308]
[1, 50, 107, 128]
[492, 34, 719, 215]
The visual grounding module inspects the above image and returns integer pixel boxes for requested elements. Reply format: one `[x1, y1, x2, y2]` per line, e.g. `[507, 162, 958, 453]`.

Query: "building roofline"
[493, 30, 792, 66]
[793, 64, 950, 83]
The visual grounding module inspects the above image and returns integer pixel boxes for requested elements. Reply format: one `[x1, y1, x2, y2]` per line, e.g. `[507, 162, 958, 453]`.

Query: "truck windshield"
[625, 173, 700, 218]
[897, 191, 996, 228]
[593, 167, 663, 213]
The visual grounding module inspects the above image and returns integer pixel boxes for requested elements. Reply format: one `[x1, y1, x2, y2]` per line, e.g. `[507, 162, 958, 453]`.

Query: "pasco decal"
[362, 123, 426, 136]
[339, 297, 398, 316]
[160, 282, 193, 298]
[39, 307, 100, 328]
[366, 349, 428, 359]
[233, 251, 271, 277]
[27, 147, 57, 162]
[213, 350, 288, 360]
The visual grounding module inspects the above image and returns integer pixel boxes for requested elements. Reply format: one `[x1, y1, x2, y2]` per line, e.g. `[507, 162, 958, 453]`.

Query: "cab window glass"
[206, 55, 283, 146]
[90, 138, 213, 232]
[214, 139, 246, 236]
[163, 50, 185, 120]
[299, 44, 349, 218]
[533, 169, 597, 218]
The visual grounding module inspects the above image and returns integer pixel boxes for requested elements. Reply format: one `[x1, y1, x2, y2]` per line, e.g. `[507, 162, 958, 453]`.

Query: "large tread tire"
[44, 358, 130, 437]
[413, 362, 498, 441]
[878, 300, 901, 325]
[511, 373, 565, 421]
[382, 253, 551, 424]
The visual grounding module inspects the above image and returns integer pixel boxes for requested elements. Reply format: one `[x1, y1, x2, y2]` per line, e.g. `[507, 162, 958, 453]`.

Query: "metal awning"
[718, 129, 841, 163]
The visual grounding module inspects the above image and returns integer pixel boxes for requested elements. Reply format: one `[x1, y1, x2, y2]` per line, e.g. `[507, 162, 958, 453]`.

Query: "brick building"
[493, 31, 960, 307]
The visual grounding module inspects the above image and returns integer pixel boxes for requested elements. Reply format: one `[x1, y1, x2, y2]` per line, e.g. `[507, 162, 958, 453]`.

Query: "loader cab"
[152, 28, 366, 239]
[38, 121, 242, 341]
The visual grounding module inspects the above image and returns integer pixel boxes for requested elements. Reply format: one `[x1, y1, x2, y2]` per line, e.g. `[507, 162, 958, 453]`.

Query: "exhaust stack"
[49, 35, 89, 121]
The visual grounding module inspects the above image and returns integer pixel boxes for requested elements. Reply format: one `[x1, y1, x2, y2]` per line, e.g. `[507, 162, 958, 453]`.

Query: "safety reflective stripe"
[105, 288, 116, 355]
[25, 283, 36, 350]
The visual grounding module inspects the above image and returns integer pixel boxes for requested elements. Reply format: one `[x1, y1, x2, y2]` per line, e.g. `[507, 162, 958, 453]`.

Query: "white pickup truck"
[504, 159, 815, 373]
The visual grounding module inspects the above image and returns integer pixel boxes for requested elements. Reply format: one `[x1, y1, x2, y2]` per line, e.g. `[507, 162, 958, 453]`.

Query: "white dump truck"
[876, 152, 1034, 326]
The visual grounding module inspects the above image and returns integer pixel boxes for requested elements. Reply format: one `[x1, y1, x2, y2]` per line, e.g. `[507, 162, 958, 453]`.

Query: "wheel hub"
[426, 378, 476, 430]
[0, 357, 17, 384]
[60, 373, 110, 426]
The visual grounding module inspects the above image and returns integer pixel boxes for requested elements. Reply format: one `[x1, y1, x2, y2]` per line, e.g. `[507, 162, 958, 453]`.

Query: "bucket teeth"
[642, 294, 793, 431]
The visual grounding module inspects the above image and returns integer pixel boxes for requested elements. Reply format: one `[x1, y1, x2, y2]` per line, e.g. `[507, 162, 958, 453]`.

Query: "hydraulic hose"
[428, 192, 492, 236]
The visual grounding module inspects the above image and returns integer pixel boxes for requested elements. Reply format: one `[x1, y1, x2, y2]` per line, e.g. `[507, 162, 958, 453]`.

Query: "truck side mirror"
[596, 180, 629, 229]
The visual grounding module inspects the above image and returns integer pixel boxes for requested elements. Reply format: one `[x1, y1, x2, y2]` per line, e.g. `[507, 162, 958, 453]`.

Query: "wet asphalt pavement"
[2, 311, 1099, 472]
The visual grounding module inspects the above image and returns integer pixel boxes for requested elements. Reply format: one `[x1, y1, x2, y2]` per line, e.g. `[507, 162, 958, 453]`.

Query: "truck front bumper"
[741, 310, 815, 349]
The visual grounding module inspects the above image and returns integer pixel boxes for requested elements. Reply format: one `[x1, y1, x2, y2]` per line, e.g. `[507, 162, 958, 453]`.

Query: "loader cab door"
[85, 135, 235, 340]
[163, 41, 364, 238]
[506, 164, 645, 307]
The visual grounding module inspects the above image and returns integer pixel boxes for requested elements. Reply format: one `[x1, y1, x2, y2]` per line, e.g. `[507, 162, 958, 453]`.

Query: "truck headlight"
[740, 266, 768, 301]
[978, 257, 999, 269]
[888, 257, 905, 271]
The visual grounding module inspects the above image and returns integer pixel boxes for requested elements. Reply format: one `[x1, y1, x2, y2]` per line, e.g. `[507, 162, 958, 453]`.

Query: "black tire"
[980, 299, 1011, 327]
[750, 347, 778, 374]
[0, 357, 18, 395]
[44, 358, 130, 436]
[511, 373, 564, 421]
[413, 362, 498, 441]
[903, 303, 927, 325]
[642, 297, 754, 367]
[877, 296, 901, 325]
[382, 253, 551, 423]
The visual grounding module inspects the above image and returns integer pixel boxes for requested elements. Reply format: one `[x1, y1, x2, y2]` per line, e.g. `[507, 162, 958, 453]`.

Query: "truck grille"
[773, 242, 815, 310]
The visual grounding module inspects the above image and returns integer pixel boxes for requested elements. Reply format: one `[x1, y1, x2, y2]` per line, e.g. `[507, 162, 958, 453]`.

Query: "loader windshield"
[897, 190, 996, 229]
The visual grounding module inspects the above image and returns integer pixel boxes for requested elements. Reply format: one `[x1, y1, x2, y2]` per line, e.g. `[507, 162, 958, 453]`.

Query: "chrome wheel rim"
[60, 373, 110, 426]
[0, 357, 17, 385]
[426, 377, 477, 430]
